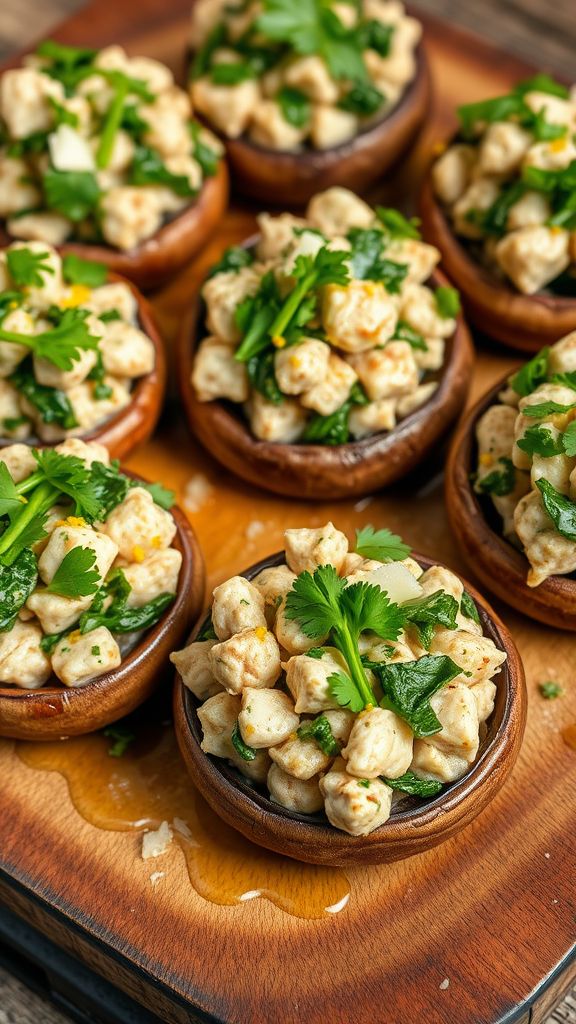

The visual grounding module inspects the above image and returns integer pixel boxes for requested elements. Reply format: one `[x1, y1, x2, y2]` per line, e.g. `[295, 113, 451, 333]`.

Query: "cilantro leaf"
[339, 81, 385, 116]
[231, 721, 257, 761]
[0, 308, 100, 371]
[189, 120, 219, 177]
[435, 286, 461, 318]
[391, 320, 427, 350]
[234, 271, 282, 362]
[277, 86, 310, 127]
[510, 347, 549, 396]
[382, 770, 443, 797]
[33, 449, 103, 521]
[103, 724, 136, 757]
[301, 382, 368, 446]
[62, 253, 107, 286]
[536, 478, 576, 540]
[327, 670, 365, 713]
[79, 568, 174, 634]
[402, 590, 459, 650]
[297, 713, 341, 755]
[211, 61, 255, 85]
[517, 424, 564, 457]
[522, 400, 576, 419]
[562, 421, 576, 456]
[475, 456, 515, 497]
[355, 525, 411, 562]
[376, 207, 421, 240]
[286, 564, 404, 711]
[257, 0, 367, 82]
[460, 591, 480, 625]
[45, 547, 100, 598]
[6, 248, 54, 288]
[359, 19, 393, 57]
[481, 180, 527, 237]
[247, 349, 284, 404]
[42, 168, 100, 221]
[374, 655, 463, 737]
[347, 228, 407, 292]
[10, 363, 78, 429]
[0, 462, 27, 519]
[207, 245, 254, 279]
[130, 145, 197, 197]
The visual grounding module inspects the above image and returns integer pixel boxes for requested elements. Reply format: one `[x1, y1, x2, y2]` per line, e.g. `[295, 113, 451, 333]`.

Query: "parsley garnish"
[355, 525, 411, 562]
[301, 381, 368, 445]
[522, 400, 576, 419]
[42, 168, 100, 222]
[297, 714, 340, 755]
[62, 253, 107, 287]
[536, 478, 576, 540]
[45, 547, 100, 599]
[130, 145, 197, 197]
[376, 207, 421, 240]
[538, 681, 563, 700]
[231, 721, 256, 760]
[207, 245, 254, 279]
[339, 81, 385, 117]
[256, 0, 367, 82]
[475, 456, 515, 497]
[374, 655, 462, 737]
[435, 286, 461, 319]
[285, 564, 405, 712]
[197, 613, 217, 641]
[189, 121, 219, 177]
[6, 248, 54, 287]
[402, 590, 459, 650]
[0, 307, 100, 371]
[460, 591, 480, 625]
[277, 86, 310, 127]
[510, 348, 549, 397]
[347, 228, 407, 292]
[382, 770, 443, 797]
[11, 362, 78, 429]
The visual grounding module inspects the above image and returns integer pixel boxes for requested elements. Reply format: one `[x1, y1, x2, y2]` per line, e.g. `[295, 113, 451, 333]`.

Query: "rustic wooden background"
[0, 1, 575, 1023]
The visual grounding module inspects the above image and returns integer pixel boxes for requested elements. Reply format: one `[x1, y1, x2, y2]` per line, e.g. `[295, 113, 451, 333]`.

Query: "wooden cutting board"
[0, 3, 575, 1023]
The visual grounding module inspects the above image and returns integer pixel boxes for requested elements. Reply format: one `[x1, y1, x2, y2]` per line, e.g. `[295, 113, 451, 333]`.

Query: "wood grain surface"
[0, 3, 575, 1024]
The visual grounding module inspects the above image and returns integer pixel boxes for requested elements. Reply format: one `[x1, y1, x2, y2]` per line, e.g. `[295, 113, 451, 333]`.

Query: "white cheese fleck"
[150, 871, 165, 887]
[439, 978, 450, 991]
[245, 520, 265, 540]
[141, 820, 173, 860]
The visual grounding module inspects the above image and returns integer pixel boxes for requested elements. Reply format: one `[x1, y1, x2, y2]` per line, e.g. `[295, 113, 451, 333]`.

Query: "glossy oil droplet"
[17, 722, 350, 920]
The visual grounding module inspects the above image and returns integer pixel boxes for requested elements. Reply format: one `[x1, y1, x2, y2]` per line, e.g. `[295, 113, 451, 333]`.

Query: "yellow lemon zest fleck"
[68, 630, 81, 645]
[255, 626, 267, 642]
[151, 534, 162, 549]
[60, 284, 92, 309]
[550, 225, 563, 235]
[245, 724, 255, 737]
[362, 282, 379, 297]
[549, 138, 567, 153]
[8, 301, 18, 310]
[289, 355, 302, 368]
[66, 515, 86, 528]
[479, 453, 493, 466]
[132, 545, 145, 563]
[272, 335, 286, 349]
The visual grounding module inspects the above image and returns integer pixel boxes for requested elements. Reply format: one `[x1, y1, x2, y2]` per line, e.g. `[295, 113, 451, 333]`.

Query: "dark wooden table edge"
[0, 868, 223, 1024]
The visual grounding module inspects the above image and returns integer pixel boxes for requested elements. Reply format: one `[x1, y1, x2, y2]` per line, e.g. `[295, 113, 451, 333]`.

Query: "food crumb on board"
[150, 871, 165, 887]
[544, 852, 551, 859]
[142, 820, 173, 860]
[172, 816, 192, 839]
[182, 474, 212, 513]
[245, 520, 265, 540]
[354, 496, 373, 512]
[439, 979, 450, 991]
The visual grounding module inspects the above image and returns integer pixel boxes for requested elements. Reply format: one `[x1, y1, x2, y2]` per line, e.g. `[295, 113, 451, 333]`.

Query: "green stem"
[96, 79, 128, 169]
[17, 471, 44, 495]
[267, 270, 316, 341]
[0, 482, 59, 556]
[334, 621, 375, 708]
[0, 327, 37, 349]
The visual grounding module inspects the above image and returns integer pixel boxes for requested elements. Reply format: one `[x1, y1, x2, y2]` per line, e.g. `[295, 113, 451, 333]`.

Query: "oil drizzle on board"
[562, 724, 576, 750]
[16, 722, 350, 920]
